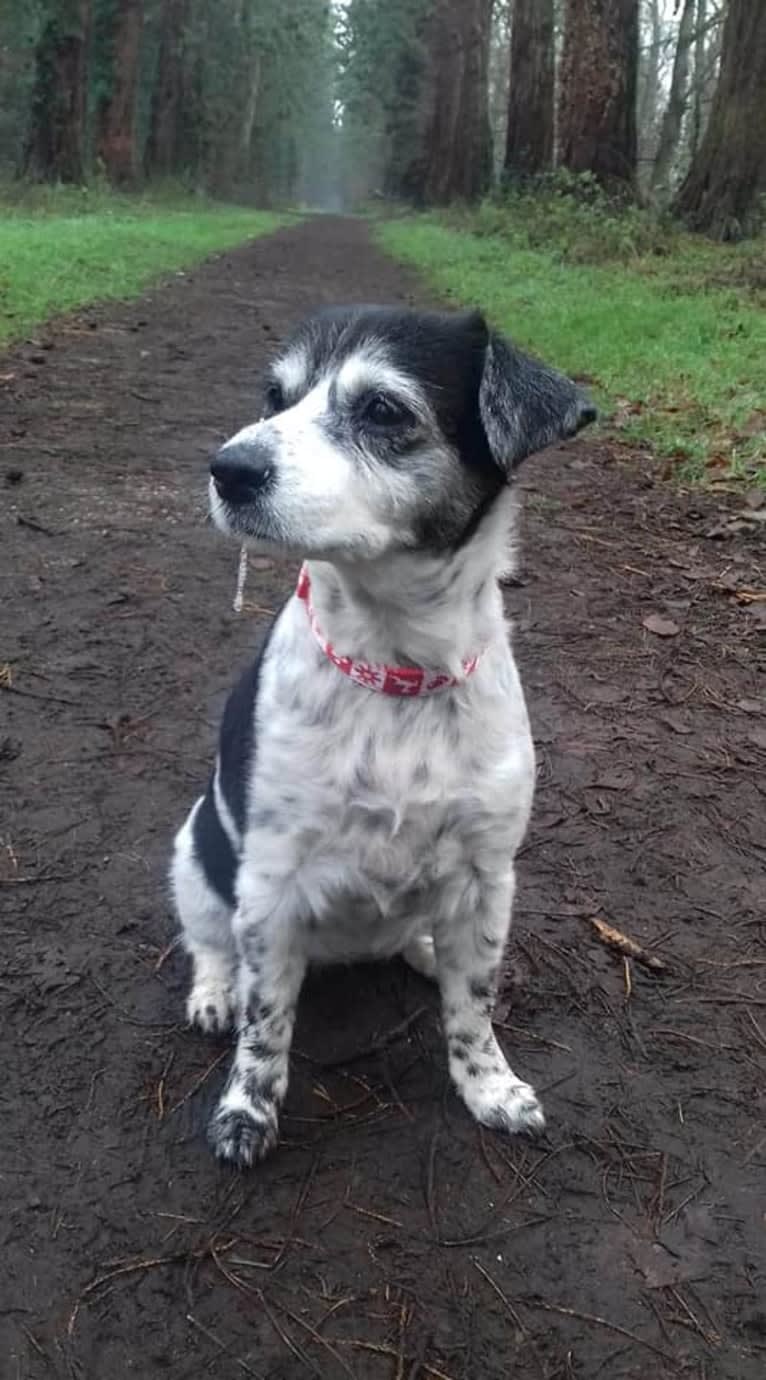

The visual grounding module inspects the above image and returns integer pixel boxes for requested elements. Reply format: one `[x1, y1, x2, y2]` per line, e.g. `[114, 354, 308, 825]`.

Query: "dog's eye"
[264, 382, 285, 415]
[363, 394, 409, 427]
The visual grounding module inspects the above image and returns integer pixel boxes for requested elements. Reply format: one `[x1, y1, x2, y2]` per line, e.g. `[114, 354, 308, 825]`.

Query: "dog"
[170, 304, 595, 1168]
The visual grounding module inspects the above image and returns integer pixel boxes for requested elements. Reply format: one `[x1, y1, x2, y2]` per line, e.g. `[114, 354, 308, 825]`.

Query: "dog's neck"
[304, 495, 515, 677]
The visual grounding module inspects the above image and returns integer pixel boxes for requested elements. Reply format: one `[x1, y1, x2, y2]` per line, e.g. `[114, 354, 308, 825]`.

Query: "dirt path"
[2, 217, 764, 1380]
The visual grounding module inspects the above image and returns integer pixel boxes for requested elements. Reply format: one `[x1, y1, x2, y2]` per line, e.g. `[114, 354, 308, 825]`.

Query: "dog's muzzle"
[210, 437, 275, 506]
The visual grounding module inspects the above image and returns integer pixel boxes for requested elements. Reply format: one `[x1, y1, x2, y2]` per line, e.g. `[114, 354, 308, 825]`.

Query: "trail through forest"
[2, 217, 765, 1380]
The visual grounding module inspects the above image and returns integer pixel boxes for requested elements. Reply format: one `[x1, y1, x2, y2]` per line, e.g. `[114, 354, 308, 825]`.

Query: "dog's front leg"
[434, 866, 545, 1136]
[208, 877, 306, 1169]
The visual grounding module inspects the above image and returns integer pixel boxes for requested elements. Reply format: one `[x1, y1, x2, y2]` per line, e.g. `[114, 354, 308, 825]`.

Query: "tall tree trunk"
[238, 54, 262, 172]
[672, 0, 766, 238]
[504, 0, 554, 178]
[557, 0, 639, 190]
[23, 0, 91, 183]
[689, 0, 707, 159]
[651, 0, 696, 199]
[412, 0, 493, 205]
[96, 0, 144, 185]
[638, 0, 661, 146]
[145, 0, 189, 176]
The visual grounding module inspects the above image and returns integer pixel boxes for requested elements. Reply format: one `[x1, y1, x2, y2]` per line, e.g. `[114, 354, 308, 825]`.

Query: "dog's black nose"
[211, 439, 274, 504]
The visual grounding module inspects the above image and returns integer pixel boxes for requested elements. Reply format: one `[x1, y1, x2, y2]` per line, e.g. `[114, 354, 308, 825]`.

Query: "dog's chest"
[249, 664, 530, 959]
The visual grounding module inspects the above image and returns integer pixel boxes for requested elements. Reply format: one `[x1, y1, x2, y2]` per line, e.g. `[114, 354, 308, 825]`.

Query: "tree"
[414, 0, 494, 204]
[637, 0, 662, 152]
[690, 0, 707, 159]
[673, 0, 766, 237]
[337, 0, 429, 203]
[558, 0, 639, 190]
[145, 0, 189, 177]
[96, 0, 145, 184]
[487, 0, 511, 178]
[504, 0, 554, 179]
[689, 0, 724, 161]
[651, 0, 696, 199]
[23, 0, 91, 182]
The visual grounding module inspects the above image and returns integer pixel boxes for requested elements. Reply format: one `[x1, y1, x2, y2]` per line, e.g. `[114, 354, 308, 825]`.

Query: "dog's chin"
[209, 491, 283, 548]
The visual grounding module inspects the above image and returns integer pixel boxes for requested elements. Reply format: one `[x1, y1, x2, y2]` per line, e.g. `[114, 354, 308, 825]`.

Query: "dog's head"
[210, 305, 595, 559]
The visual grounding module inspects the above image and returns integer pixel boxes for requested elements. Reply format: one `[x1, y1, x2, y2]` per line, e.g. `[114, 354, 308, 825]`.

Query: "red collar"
[296, 564, 481, 696]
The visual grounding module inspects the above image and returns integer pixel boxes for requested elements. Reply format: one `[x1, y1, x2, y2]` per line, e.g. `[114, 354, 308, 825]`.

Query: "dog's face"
[210, 306, 594, 559]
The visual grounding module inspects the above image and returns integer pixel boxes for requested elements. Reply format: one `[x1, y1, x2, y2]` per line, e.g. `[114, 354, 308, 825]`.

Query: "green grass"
[377, 210, 766, 486]
[0, 185, 289, 344]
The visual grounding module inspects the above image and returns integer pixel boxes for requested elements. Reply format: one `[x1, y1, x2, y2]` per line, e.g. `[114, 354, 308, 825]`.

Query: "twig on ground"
[473, 1262, 547, 1379]
[345, 1202, 404, 1229]
[169, 1048, 228, 1114]
[68, 1242, 229, 1336]
[335, 1340, 455, 1380]
[582, 915, 667, 972]
[155, 1051, 175, 1119]
[274, 1299, 358, 1380]
[186, 1313, 264, 1378]
[315, 1007, 428, 1070]
[154, 935, 181, 972]
[523, 1299, 676, 1363]
[256, 1288, 322, 1378]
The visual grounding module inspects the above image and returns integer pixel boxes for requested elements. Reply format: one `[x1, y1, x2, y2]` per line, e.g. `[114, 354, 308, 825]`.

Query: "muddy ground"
[1, 217, 765, 1379]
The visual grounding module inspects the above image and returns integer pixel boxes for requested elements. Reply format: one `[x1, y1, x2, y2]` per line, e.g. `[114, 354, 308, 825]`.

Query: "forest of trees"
[0, 0, 764, 238]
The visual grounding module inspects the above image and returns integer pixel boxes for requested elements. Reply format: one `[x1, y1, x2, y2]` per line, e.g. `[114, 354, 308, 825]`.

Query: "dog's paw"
[187, 979, 235, 1035]
[208, 1094, 279, 1168]
[459, 1069, 545, 1137]
[402, 934, 438, 982]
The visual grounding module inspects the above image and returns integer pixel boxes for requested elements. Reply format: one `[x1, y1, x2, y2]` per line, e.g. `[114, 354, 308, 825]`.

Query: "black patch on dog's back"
[192, 609, 283, 907]
[192, 782, 237, 908]
[218, 613, 281, 832]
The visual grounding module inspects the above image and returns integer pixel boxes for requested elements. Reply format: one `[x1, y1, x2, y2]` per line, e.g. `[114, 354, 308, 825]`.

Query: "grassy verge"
[377, 202, 766, 486]
[0, 184, 290, 345]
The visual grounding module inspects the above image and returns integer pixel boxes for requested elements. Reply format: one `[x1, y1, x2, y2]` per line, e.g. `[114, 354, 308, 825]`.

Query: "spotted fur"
[170, 305, 594, 1167]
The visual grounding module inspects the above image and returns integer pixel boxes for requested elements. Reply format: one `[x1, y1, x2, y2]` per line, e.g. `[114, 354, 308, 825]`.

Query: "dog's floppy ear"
[479, 331, 596, 477]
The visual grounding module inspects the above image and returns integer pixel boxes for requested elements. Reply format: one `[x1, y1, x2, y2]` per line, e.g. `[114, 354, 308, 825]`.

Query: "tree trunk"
[412, 0, 493, 205]
[689, 0, 723, 161]
[638, 0, 661, 145]
[651, 0, 696, 199]
[672, 0, 766, 238]
[96, 0, 144, 185]
[558, 0, 639, 190]
[504, 0, 554, 178]
[238, 54, 262, 171]
[145, 0, 189, 177]
[689, 0, 707, 159]
[23, 0, 91, 183]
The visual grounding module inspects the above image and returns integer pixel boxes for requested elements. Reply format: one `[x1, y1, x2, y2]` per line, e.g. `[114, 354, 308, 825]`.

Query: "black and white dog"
[171, 305, 595, 1168]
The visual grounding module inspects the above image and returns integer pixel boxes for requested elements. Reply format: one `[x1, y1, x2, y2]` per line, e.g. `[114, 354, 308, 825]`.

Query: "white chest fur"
[240, 594, 535, 962]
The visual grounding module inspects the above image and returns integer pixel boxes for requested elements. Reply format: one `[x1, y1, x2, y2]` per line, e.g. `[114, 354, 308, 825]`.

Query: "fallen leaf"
[642, 614, 680, 638]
